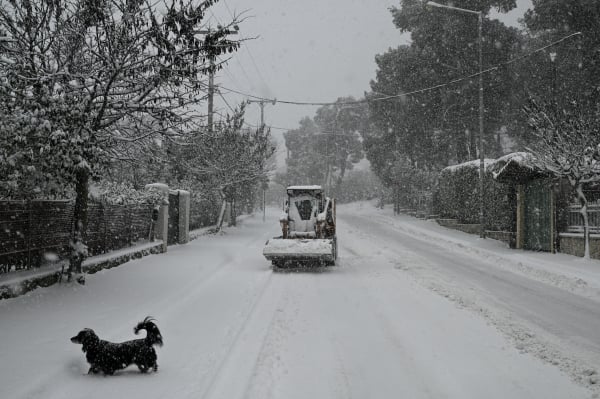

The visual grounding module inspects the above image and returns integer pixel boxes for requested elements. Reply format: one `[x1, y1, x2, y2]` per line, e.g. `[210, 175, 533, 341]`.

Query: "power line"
[209, 3, 260, 98]
[218, 32, 583, 107]
[213, 109, 357, 135]
[221, 0, 273, 95]
[217, 90, 236, 114]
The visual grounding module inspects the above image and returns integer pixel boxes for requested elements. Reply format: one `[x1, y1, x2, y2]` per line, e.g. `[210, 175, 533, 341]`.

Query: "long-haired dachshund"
[71, 316, 163, 375]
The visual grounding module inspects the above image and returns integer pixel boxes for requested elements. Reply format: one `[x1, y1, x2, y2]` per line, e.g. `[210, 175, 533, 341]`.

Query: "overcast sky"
[207, 0, 533, 162]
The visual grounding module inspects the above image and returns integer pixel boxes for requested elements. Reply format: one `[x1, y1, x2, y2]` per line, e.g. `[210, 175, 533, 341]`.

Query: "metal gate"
[168, 192, 179, 245]
[524, 180, 553, 251]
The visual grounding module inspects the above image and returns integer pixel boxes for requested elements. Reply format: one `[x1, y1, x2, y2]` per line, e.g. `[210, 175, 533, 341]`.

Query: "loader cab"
[286, 187, 324, 214]
[285, 186, 325, 238]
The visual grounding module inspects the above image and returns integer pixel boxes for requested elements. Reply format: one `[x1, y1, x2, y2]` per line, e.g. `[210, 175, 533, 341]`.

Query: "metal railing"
[565, 204, 600, 234]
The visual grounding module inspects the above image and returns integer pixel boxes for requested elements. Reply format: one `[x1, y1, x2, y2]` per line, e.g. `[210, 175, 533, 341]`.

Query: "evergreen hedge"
[433, 160, 514, 231]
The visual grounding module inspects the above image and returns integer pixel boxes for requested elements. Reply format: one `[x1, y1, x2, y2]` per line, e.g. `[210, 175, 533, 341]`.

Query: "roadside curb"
[0, 242, 164, 301]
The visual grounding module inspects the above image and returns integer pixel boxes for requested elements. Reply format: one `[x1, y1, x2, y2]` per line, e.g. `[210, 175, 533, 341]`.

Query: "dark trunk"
[216, 189, 227, 232]
[69, 169, 89, 276]
[229, 198, 237, 227]
[576, 184, 591, 259]
[455, 129, 469, 162]
[468, 128, 477, 160]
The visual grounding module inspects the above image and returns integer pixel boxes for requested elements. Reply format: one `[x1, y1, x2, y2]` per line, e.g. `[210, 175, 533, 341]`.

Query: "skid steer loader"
[263, 185, 337, 267]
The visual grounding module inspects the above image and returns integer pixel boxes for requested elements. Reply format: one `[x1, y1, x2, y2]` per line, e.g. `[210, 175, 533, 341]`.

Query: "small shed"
[491, 152, 555, 252]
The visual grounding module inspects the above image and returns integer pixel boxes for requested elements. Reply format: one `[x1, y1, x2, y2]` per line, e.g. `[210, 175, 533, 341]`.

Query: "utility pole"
[477, 10, 485, 239]
[195, 28, 239, 133]
[208, 58, 215, 133]
[427, 1, 486, 238]
[248, 98, 276, 222]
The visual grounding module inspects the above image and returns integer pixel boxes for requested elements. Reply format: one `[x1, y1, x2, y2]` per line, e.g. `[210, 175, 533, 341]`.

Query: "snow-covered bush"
[0, 92, 103, 200]
[89, 181, 165, 207]
[434, 160, 514, 231]
[335, 170, 386, 204]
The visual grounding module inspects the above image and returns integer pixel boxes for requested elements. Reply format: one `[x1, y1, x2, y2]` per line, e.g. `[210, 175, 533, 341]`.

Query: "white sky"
[207, 0, 532, 163]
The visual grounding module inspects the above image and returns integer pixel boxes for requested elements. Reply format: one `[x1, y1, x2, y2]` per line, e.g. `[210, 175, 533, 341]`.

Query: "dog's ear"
[80, 329, 98, 347]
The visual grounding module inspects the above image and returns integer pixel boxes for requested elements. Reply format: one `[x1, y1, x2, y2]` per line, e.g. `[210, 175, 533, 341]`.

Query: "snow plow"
[263, 185, 337, 267]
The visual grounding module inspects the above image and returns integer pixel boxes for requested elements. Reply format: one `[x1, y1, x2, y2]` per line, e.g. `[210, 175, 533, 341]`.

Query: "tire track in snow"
[13, 223, 273, 399]
[157, 229, 280, 399]
[194, 270, 285, 399]
[329, 248, 439, 399]
[12, 249, 241, 399]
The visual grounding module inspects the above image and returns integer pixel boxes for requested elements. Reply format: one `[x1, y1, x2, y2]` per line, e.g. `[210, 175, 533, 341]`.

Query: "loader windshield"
[294, 199, 313, 221]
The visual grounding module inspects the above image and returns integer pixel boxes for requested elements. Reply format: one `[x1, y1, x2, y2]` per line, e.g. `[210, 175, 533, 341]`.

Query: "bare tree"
[184, 105, 275, 229]
[526, 100, 600, 259]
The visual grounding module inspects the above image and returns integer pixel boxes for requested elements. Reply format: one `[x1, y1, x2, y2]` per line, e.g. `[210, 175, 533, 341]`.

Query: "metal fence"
[0, 200, 153, 274]
[189, 198, 220, 230]
[565, 204, 600, 234]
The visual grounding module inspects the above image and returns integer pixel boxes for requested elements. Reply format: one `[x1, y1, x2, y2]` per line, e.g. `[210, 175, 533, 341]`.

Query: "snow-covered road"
[0, 203, 596, 398]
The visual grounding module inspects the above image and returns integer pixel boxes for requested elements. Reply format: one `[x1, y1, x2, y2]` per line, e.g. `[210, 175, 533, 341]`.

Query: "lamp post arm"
[426, 1, 480, 15]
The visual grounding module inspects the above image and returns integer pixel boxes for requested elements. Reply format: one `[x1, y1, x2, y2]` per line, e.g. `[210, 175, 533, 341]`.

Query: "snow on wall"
[287, 185, 322, 191]
[442, 159, 496, 174]
[494, 152, 536, 168]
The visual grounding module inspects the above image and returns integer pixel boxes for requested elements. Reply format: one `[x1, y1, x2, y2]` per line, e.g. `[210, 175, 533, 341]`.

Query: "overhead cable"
[218, 32, 583, 107]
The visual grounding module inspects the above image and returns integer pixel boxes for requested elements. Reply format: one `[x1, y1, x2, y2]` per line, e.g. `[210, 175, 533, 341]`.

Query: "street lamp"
[427, 1, 486, 238]
[549, 52, 557, 114]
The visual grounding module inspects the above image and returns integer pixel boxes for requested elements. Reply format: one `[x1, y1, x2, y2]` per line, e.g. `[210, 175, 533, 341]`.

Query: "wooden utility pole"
[247, 98, 276, 222]
[208, 58, 215, 133]
[195, 28, 239, 133]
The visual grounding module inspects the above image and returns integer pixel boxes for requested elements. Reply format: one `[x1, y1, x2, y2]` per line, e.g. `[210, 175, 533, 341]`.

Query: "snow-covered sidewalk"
[347, 201, 600, 300]
[0, 240, 164, 299]
[0, 220, 224, 300]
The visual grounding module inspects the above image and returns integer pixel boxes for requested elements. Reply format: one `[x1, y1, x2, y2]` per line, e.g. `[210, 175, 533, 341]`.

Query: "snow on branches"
[0, 0, 243, 273]
[0, 0, 243, 199]
[525, 100, 600, 258]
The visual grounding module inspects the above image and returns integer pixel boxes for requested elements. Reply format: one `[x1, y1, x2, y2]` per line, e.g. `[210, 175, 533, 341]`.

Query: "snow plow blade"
[263, 238, 335, 263]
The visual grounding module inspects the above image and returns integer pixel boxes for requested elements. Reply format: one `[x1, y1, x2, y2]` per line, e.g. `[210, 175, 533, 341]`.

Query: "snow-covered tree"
[0, 0, 242, 275]
[284, 98, 365, 197]
[182, 104, 276, 228]
[526, 100, 600, 259]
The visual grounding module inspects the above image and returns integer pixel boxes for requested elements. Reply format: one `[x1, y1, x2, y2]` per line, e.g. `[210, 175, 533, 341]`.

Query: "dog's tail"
[134, 316, 163, 347]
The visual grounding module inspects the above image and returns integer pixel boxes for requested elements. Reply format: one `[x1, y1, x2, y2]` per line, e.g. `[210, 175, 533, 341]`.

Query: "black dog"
[71, 317, 163, 375]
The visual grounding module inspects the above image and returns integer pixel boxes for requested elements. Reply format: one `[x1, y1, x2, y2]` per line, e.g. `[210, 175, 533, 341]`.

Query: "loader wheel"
[272, 260, 283, 269]
[331, 235, 338, 263]
[334, 236, 338, 260]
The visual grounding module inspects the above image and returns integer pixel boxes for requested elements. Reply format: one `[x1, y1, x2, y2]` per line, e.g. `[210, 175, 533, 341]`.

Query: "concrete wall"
[559, 233, 600, 259]
[177, 190, 190, 244]
[154, 204, 169, 252]
[436, 219, 458, 228]
[454, 224, 482, 235]
[436, 219, 512, 245]
[486, 231, 514, 246]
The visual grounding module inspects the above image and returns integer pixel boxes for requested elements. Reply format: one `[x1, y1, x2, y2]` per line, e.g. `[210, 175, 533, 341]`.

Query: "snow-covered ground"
[0, 202, 597, 398]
